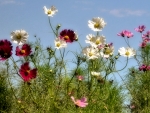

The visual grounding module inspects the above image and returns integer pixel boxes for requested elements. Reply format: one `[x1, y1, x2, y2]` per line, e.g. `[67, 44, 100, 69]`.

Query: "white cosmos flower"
[91, 71, 100, 77]
[88, 17, 106, 31]
[82, 46, 100, 59]
[100, 44, 114, 58]
[55, 38, 67, 49]
[85, 34, 106, 48]
[10, 29, 28, 45]
[118, 47, 136, 58]
[43, 6, 58, 17]
[85, 34, 95, 44]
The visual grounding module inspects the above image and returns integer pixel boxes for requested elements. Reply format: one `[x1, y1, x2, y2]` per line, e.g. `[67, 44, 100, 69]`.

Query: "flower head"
[88, 17, 106, 31]
[91, 71, 100, 77]
[100, 43, 114, 58]
[82, 46, 100, 60]
[16, 44, 32, 57]
[117, 30, 133, 38]
[71, 96, 88, 108]
[54, 38, 67, 49]
[77, 76, 84, 81]
[86, 34, 106, 47]
[142, 30, 150, 38]
[0, 39, 13, 60]
[43, 6, 58, 17]
[19, 62, 37, 82]
[125, 31, 134, 38]
[135, 25, 146, 33]
[139, 64, 150, 72]
[117, 30, 126, 37]
[139, 64, 147, 71]
[59, 29, 76, 43]
[118, 47, 136, 58]
[10, 30, 28, 45]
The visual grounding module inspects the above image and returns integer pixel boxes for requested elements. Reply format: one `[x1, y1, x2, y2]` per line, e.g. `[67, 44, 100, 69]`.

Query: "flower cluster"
[0, 28, 37, 82]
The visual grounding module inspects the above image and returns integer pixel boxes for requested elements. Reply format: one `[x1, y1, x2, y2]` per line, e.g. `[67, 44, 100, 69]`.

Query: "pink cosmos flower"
[139, 64, 147, 71]
[139, 64, 150, 72]
[16, 44, 32, 56]
[117, 30, 126, 37]
[124, 30, 134, 38]
[77, 76, 84, 81]
[140, 42, 147, 48]
[142, 30, 150, 38]
[0, 39, 13, 60]
[135, 25, 146, 33]
[19, 62, 37, 82]
[117, 30, 133, 38]
[71, 96, 88, 108]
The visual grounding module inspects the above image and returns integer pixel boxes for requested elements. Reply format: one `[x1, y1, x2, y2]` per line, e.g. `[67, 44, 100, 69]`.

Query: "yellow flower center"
[16, 33, 22, 39]
[125, 51, 130, 56]
[21, 50, 25, 54]
[26, 70, 30, 74]
[96, 40, 100, 45]
[56, 43, 60, 47]
[89, 52, 93, 56]
[105, 49, 111, 55]
[64, 35, 69, 40]
[94, 23, 100, 28]
[47, 10, 51, 14]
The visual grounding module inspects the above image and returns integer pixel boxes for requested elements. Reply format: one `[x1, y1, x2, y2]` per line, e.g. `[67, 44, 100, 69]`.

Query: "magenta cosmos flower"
[16, 44, 32, 56]
[142, 30, 150, 38]
[77, 76, 84, 81]
[71, 96, 88, 108]
[59, 29, 77, 43]
[0, 39, 13, 60]
[139, 64, 150, 72]
[19, 62, 37, 82]
[117, 30, 133, 38]
[135, 25, 146, 33]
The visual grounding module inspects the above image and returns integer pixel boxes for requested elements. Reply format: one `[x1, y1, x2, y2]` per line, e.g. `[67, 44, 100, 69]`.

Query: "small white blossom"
[91, 71, 100, 77]
[82, 46, 100, 60]
[10, 29, 28, 45]
[43, 6, 58, 17]
[88, 17, 106, 31]
[118, 47, 136, 58]
[55, 38, 67, 49]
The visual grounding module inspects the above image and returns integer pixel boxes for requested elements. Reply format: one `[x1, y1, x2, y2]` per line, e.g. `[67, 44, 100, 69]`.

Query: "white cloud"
[0, 0, 23, 5]
[101, 9, 148, 17]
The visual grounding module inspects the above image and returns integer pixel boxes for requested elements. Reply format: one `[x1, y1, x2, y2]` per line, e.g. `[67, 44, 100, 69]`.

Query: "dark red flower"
[135, 25, 146, 33]
[16, 44, 32, 56]
[59, 29, 76, 43]
[140, 42, 147, 48]
[19, 62, 37, 82]
[0, 39, 13, 60]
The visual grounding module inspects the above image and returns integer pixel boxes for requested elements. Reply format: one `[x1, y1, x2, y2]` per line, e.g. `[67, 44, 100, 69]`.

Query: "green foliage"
[0, 68, 12, 112]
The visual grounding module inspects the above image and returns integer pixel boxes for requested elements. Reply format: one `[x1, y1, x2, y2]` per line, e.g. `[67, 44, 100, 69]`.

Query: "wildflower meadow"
[1, 5, 150, 113]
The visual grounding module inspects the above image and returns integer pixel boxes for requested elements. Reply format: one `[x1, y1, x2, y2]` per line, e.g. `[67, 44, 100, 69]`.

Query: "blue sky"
[0, 0, 150, 81]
